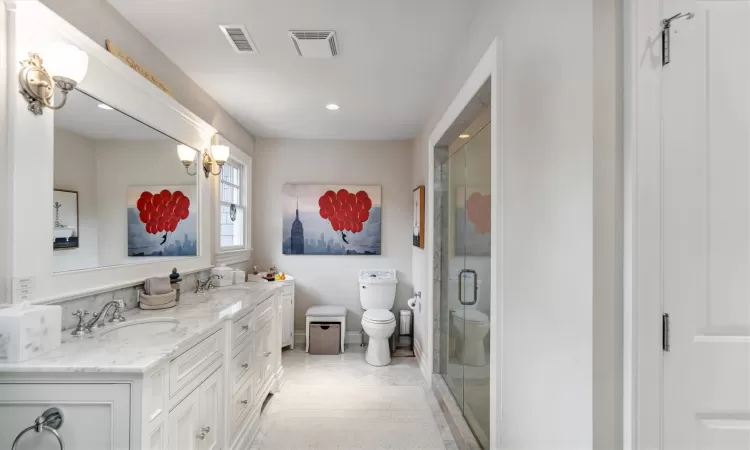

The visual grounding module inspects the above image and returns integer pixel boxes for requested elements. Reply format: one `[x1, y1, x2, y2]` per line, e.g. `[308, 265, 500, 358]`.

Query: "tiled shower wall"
[57, 270, 210, 332]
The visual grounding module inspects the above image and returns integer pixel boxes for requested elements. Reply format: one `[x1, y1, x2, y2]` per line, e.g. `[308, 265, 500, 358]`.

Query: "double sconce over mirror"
[18, 42, 89, 115]
[177, 140, 230, 179]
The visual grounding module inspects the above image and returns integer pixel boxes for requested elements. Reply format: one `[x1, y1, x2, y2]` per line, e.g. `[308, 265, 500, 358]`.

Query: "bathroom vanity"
[0, 284, 284, 450]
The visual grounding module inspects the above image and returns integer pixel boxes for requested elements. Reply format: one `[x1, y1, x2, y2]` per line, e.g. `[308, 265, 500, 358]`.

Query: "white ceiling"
[107, 0, 480, 140]
[55, 89, 174, 141]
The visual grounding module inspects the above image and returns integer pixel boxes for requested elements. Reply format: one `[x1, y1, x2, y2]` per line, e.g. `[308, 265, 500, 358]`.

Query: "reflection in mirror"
[53, 90, 200, 273]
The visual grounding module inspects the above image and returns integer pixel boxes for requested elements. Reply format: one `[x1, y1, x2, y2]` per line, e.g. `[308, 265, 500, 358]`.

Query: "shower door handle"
[458, 269, 478, 305]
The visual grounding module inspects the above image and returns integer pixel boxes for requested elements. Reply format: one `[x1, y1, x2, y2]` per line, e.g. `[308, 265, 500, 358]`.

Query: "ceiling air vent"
[219, 25, 258, 54]
[289, 30, 339, 58]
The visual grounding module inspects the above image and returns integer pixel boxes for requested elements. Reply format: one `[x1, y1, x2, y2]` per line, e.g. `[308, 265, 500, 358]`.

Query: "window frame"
[213, 137, 252, 265]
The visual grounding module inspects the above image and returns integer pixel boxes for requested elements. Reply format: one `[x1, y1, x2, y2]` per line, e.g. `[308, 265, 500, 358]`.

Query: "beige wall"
[40, 0, 256, 156]
[252, 138, 414, 333]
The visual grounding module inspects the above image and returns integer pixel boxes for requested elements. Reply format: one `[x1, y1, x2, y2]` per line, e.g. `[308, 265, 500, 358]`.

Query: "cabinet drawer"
[231, 339, 254, 394]
[169, 329, 224, 397]
[145, 365, 167, 423]
[282, 284, 293, 295]
[255, 295, 275, 331]
[255, 321, 274, 395]
[231, 377, 254, 439]
[231, 310, 253, 350]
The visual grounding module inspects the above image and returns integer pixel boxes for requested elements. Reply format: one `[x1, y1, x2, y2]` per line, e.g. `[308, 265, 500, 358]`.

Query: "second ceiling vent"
[219, 24, 258, 54]
[289, 30, 339, 58]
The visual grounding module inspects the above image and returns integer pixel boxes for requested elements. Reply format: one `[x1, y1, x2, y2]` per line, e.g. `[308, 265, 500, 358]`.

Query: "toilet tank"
[359, 269, 397, 310]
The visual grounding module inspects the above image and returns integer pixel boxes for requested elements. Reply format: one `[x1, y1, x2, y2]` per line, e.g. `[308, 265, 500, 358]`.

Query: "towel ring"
[11, 407, 65, 450]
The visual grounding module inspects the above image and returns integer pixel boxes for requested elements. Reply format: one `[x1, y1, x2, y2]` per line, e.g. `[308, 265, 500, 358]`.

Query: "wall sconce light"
[177, 141, 230, 178]
[18, 43, 89, 115]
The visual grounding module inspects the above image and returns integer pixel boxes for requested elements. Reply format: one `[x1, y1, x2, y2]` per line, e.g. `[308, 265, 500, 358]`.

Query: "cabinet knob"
[242, 324, 250, 331]
[241, 363, 249, 369]
[240, 400, 248, 405]
[197, 426, 210, 439]
[263, 351, 271, 357]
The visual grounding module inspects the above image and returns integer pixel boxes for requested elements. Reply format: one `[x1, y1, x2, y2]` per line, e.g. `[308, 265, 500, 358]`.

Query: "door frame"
[426, 38, 503, 449]
[623, 0, 665, 448]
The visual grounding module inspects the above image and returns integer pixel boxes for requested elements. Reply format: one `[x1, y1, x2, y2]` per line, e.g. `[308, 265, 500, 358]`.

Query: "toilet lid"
[362, 309, 395, 324]
[454, 309, 488, 324]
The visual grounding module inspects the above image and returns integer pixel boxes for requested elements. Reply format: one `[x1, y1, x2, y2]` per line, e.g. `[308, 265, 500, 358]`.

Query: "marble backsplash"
[57, 270, 210, 332]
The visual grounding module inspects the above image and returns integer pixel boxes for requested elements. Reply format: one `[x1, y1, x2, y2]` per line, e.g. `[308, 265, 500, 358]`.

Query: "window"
[219, 160, 245, 250]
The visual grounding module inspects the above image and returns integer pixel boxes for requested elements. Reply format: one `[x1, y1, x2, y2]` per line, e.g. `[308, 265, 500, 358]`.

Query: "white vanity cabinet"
[0, 287, 284, 450]
[0, 383, 131, 449]
[279, 277, 295, 349]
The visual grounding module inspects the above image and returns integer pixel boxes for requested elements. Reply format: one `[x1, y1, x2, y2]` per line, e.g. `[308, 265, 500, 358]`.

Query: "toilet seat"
[362, 309, 395, 324]
[454, 309, 489, 324]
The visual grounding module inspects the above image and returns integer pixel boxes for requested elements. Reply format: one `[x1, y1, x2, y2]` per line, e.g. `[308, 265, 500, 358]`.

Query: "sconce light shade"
[43, 42, 89, 84]
[177, 144, 197, 164]
[18, 42, 89, 115]
[210, 145, 230, 164]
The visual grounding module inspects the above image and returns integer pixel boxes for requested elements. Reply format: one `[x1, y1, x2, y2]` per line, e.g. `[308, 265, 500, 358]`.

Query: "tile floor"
[250, 346, 459, 450]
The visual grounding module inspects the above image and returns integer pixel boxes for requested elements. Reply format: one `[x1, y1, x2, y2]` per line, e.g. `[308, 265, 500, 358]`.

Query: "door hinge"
[662, 313, 671, 352]
[662, 12, 694, 66]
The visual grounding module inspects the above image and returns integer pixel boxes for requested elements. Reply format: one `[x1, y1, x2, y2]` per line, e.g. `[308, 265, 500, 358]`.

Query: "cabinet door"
[168, 389, 200, 450]
[197, 368, 224, 450]
[281, 294, 293, 347]
[0, 383, 130, 450]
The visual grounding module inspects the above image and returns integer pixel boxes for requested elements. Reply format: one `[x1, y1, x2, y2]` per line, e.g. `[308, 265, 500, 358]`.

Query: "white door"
[0, 383, 130, 450]
[662, 0, 750, 448]
[168, 389, 200, 450]
[197, 368, 224, 450]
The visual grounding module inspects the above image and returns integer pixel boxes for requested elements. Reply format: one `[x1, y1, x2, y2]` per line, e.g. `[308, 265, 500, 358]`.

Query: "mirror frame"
[6, 2, 216, 304]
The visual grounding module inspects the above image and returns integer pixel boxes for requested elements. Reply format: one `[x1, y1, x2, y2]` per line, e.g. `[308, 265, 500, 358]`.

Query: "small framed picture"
[413, 185, 425, 248]
[53, 189, 79, 250]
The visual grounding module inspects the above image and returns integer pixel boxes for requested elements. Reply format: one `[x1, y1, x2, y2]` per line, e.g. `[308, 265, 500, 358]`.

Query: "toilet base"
[365, 337, 391, 366]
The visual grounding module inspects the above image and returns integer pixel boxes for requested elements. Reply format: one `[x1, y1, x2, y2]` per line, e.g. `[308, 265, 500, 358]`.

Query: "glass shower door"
[437, 121, 491, 449]
[460, 124, 491, 448]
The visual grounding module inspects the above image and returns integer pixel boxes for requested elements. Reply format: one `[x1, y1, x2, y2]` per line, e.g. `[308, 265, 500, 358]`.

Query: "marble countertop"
[0, 283, 281, 374]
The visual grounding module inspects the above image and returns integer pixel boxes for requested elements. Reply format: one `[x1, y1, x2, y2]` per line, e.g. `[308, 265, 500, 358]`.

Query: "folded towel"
[139, 290, 177, 309]
[139, 299, 177, 310]
[144, 277, 172, 296]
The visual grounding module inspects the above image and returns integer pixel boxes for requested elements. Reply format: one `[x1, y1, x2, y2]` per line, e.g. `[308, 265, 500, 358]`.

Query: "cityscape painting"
[127, 185, 198, 257]
[283, 184, 382, 255]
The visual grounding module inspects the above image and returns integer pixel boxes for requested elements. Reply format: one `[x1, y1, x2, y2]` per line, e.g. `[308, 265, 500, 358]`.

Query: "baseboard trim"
[294, 330, 363, 346]
[414, 338, 431, 386]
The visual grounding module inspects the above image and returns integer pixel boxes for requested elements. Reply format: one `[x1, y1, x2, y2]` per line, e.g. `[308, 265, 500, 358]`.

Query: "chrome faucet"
[195, 275, 221, 294]
[70, 299, 126, 336]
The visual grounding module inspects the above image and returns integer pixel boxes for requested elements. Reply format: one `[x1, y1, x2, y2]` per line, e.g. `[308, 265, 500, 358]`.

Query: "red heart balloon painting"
[466, 192, 491, 234]
[136, 189, 190, 236]
[317, 188, 371, 235]
[283, 184, 381, 255]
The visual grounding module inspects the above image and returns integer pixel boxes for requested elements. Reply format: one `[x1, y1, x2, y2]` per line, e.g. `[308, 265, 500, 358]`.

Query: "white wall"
[95, 139, 196, 267]
[0, 4, 9, 304]
[39, 0, 256, 157]
[413, 0, 622, 448]
[53, 128, 100, 272]
[253, 138, 414, 332]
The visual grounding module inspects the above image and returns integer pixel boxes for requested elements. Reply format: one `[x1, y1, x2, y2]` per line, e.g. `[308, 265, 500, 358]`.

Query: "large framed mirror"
[53, 89, 201, 273]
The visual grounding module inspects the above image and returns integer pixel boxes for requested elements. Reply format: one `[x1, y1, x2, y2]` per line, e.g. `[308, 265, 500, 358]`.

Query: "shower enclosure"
[434, 81, 491, 448]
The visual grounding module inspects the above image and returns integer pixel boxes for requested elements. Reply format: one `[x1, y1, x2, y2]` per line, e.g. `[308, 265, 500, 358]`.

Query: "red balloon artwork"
[318, 189, 372, 234]
[466, 192, 491, 234]
[136, 189, 190, 235]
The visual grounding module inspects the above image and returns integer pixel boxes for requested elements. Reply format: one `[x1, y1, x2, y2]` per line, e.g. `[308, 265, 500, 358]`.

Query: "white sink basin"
[99, 318, 179, 341]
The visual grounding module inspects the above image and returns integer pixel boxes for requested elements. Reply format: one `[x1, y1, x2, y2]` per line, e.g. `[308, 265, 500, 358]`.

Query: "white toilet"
[453, 308, 490, 366]
[359, 269, 397, 366]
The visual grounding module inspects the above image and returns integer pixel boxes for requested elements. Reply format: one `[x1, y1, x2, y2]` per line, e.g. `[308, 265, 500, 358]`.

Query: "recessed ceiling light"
[97, 103, 114, 110]
[459, 134, 471, 139]
[326, 104, 340, 110]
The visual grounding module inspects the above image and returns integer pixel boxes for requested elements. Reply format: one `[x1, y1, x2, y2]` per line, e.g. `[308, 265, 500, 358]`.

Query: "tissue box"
[0, 304, 62, 362]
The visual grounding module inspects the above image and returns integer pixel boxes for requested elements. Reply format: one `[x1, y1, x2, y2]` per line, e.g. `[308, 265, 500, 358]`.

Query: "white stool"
[306, 306, 346, 353]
